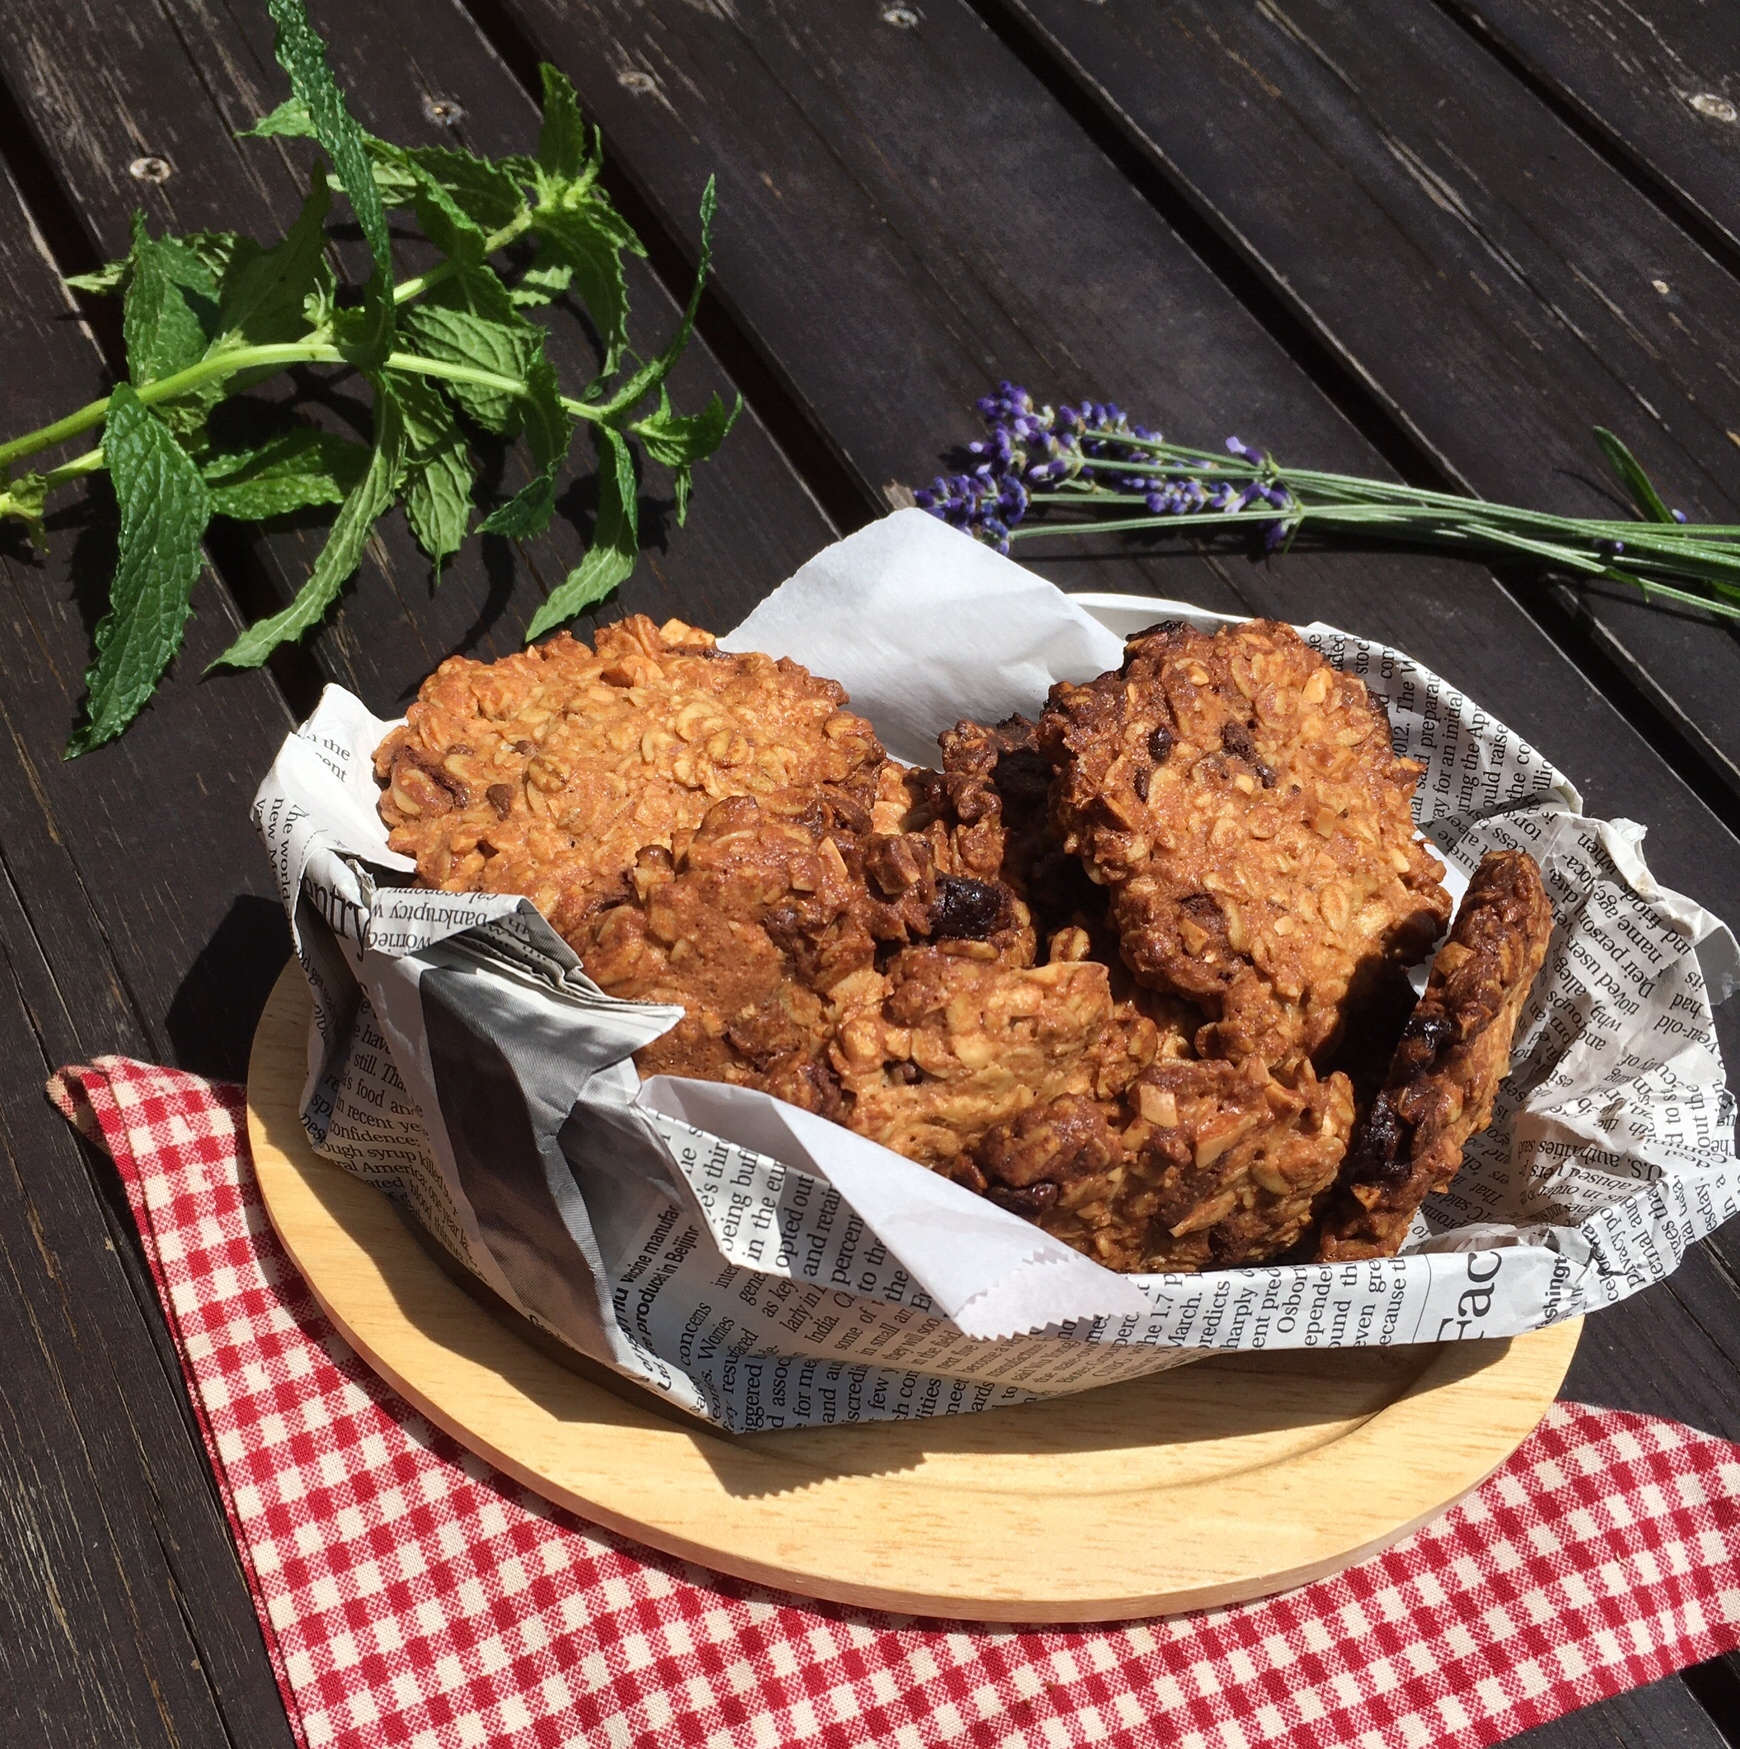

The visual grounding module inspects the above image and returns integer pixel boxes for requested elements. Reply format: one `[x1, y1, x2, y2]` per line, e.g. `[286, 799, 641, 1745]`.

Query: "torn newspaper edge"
[253, 509, 1740, 1432]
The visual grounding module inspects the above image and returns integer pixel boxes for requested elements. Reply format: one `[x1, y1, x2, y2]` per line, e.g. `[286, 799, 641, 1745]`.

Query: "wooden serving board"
[247, 964, 1580, 1621]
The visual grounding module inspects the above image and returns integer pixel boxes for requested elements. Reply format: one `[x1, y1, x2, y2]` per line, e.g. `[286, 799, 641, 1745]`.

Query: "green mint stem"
[38, 448, 107, 488]
[0, 342, 336, 469]
[0, 343, 545, 478]
[0, 208, 557, 475]
[391, 210, 536, 306]
[383, 350, 530, 398]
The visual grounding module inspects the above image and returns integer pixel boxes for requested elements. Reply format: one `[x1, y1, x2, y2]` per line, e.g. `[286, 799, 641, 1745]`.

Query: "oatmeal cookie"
[1040, 619, 1449, 1071]
[1315, 849, 1552, 1261]
[906, 712, 1101, 955]
[578, 784, 1045, 1122]
[374, 614, 886, 947]
[832, 941, 1163, 1168]
[579, 794, 869, 1114]
[959, 1056, 1354, 1272]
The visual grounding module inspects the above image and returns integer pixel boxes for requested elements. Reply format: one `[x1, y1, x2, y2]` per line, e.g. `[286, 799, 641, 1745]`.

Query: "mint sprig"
[67, 384, 212, 756]
[1, 0, 738, 754]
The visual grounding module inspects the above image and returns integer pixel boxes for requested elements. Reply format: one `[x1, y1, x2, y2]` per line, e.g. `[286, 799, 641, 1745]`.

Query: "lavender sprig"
[911, 384, 1740, 623]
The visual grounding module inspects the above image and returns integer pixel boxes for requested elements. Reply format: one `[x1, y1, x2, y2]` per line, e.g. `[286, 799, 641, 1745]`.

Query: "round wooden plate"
[248, 964, 1580, 1621]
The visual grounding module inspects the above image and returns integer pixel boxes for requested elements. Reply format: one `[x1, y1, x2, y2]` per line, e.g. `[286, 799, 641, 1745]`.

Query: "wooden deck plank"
[992, 0, 1740, 810]
[1446, 0, 1740, 260]
[1511, 1671, 1736, 1749]
[0, 154, 295, 1749]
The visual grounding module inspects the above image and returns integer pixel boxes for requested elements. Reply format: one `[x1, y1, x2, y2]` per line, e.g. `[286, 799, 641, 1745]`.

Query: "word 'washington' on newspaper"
[252, 510, 1740, 1433]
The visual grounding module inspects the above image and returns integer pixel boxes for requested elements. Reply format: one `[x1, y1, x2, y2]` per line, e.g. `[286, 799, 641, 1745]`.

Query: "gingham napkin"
[50, 1058, 1740, 1749]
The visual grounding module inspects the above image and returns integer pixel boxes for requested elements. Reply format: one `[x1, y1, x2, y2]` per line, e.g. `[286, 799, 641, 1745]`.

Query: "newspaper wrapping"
[252, 510, 1740, 1432]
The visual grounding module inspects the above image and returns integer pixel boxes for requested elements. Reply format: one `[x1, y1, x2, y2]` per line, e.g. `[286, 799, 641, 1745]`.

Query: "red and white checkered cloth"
[49, 1057, 1740, 1749]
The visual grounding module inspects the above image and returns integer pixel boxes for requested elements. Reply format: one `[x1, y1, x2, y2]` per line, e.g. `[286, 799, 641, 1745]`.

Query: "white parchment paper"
[252, 509, 1740, 1430]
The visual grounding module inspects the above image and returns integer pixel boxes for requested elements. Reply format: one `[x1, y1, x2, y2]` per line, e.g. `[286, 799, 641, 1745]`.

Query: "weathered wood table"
[0, 0, 1737, 1742]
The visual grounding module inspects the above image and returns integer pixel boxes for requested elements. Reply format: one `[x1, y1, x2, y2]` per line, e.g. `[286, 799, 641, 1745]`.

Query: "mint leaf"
[215, 165, 333, 347]
[635, 386, 738, 524]
[264, 0, 393, 365]
[0, 470, 49, 544]
[404, 160, 487, 266]
[348, 138, 524, 229]
[406, 438, 472, 576]
[212, 382, 406, 668]
[68, 384, 212, 755]
[123, 214, 222, 387]
[66, 229, 245, 298]
[517, 354, 574, 474]
[477, 472, 555, 540]
[121, 216, 229, 443]
[414, 249, 520, 324]
[240, 95, 315, 138]
[536, 65, 595, 189]
[634, 386, 737, 467]
[398, 269, 536, 433]
[524, 424, 636, 639]
[508, 260, 571, 309]
[1593, 427, 1679, 525]
[393, 373, 473, 573]
[180, 230, 254, 283]
[527, 65, 642, 362]
[598, 176, 714, 419]
[477, 358, 573, 539]
[528, 202, 636, 375]
[65, 257, 130, 295]
[204, 427, 368, 519]
[356, 138, 423, 208]
[399, 145, 526, 233]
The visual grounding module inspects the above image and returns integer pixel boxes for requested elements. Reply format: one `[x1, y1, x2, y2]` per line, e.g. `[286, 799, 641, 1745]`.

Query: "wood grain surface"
[0, 0, 1727, 1737]
[247, 964, 1582, 1622]
[1449, 0, 1740, 259]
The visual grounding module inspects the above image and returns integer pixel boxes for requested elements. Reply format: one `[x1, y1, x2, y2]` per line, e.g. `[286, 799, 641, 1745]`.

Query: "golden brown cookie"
[961, 1056, 1354, 1273]
[1040, 619, 1450, 1071]
[831, 942, 1160, 1169]
[1315, 848, 1553, 1261]
[374, 614, 886, 946]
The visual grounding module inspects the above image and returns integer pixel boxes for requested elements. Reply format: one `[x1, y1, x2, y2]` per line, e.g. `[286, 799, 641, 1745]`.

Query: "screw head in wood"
[1689, 92, 1737, 123]
[422, 95, 465, 127]
[881, 6, 920, 26]
[618, 69, 657, 94]
[128, 155, 172, 184]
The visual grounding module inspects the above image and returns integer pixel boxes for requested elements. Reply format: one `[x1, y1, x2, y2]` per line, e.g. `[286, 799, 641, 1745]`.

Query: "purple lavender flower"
[913, 383, 1295, 549]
